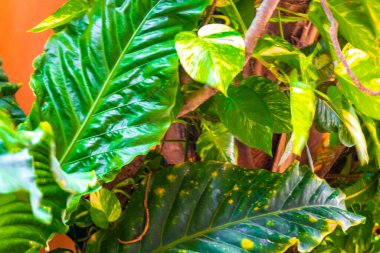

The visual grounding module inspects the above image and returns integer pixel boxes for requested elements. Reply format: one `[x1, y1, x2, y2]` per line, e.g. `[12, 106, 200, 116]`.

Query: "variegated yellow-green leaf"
[328, 86, 369, 164]
[90, 188, 121, 229]
[196, 120, 237, 163]
[175, 24, 245, 95]
[335, 44, 380, 120]
[29, 0, 93, 33]
[86, 162, 364, 253]
[290, 74, 316, 156]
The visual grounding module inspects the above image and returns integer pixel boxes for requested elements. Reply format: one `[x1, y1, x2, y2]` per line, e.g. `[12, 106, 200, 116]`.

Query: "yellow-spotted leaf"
[86, 162, 364, 253]
[175, 24, 245, 94]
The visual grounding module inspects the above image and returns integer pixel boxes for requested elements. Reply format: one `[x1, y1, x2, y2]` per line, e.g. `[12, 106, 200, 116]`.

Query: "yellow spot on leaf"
[167, 174, 176, 182]
[212, 171, 218, 178]
[309, 216, 318, 223]
[155, 187, 165, 197]
[263, 205, 269, 210]
[228, 199, 234, 204]
[266, 220, 275, 226]
[233, 184, 239, 191]
[253, 207, 260, 211]
[241, 238, 254, 250]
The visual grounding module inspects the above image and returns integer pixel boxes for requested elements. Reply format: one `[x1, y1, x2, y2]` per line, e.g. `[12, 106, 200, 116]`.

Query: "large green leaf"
[335, 45, 380, 120]
[0, 112, 95, 253]
[290, 75, 316, 156]
[25, 0, 208, 182]
[86, 162, 364, 253]
[309, 0, 380, 58]
[215, 84, 273, 154]
[196, 120, 237, 163]
[175, 24, 245, 95]
[0, 59, 25, 125]
[29, 0, 94, 33]
[243, 76, 292, 133]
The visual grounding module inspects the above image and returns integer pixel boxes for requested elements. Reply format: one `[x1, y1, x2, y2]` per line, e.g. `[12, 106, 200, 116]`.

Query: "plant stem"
[177, 86, 217, 118]
[243, 0, 281, 75]
[228, 0, 247, 35]
[320, 0, 380, 96]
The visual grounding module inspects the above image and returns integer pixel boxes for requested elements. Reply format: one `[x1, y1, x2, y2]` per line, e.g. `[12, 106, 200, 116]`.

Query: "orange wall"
[0, 0, 66, 113]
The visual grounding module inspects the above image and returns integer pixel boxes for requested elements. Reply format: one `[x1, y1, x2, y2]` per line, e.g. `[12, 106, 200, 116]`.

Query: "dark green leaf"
[335, 45, 380, 120]
[29, 0, 93, 33]
[175, 24, 245, 95]
[24, 0, 208, 182]
[196, 120, 237, 163]
[242, 76, 292, 133]
[344, 172, 379, 206]
[87, 162, 364, 253]
[215, 85, 273, 154]
[314, 97, 341, 133]
[0, 59, 25, 125]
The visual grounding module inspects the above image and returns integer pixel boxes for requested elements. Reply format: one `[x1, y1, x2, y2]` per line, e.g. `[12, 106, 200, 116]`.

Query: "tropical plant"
[1, 0, 380, 252]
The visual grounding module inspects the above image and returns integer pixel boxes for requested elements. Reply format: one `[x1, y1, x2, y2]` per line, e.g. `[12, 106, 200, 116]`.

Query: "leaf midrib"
[150, 204, 341, 253]
[59, 1, 161, 165]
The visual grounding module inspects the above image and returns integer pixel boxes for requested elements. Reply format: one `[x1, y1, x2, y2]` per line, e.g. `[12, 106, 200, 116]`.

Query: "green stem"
[277, 10, 284, 39]
[228, 0, 247, 35]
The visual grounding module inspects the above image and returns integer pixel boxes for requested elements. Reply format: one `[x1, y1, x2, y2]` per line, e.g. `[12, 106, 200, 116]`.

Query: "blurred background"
[0, 0, 66, 114]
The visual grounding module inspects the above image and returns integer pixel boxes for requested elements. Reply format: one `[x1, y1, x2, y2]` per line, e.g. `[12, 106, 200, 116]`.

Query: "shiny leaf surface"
[243, 76, 292, 133]
[196, 120, 237, 163]
[314, 97, 341, 133]
[175, 24, 245, 94]
[335, 45, 380, 120]
[87, 162, 364, 253]
[309, 0, 380, 58]
[25, 0, 208, 182]
[290, 78, 316, 156]
[328, 86, 369, 164]
[215, 84, 273, 154]
[29, 0, 93, 33]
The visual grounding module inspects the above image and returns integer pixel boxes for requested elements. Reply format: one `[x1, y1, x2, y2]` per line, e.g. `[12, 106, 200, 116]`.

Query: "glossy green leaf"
[90, 188, 121, 229]
[0, 59, 25, 125]
[314, 97, 341, 133]
[87, 162, 364, 253]
[215, 84, 273, 154]
[328, 86, 369, 164]
[29, 0, 93, 33]
[359, 0, 380, 39]
[243, 76, 292, 133]
[335, 45, 380, 120]
[309, 0, 380, 58]
[196, 120, 237, 163]
[290, 77, 316, 156]
[24, 0, 208, 182]
[175, 24, 245, 94]
[360, 114, 380, 165]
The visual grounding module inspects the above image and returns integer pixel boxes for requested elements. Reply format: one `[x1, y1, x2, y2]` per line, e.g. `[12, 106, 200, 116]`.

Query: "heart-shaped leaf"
[90, 188, 121, 229]
[24, 0, 209, 182]
[86, 162, 364, 253]
[196, 120, 237, 163]
[215, 84, 273, 154]
[175, 24, 245, 94]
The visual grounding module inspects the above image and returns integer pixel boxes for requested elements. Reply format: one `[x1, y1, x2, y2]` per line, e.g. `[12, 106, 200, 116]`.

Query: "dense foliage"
[1, 0, 380, 252]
